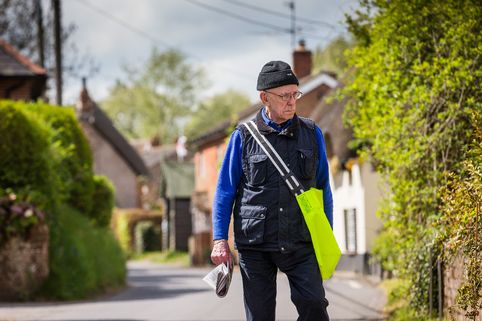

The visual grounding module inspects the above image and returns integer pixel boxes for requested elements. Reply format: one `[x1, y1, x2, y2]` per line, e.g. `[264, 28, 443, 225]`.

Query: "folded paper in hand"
[202, 261, 233, 298]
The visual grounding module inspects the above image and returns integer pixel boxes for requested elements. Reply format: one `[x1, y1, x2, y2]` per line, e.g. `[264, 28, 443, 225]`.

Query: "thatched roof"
[310, 85, 357, 167]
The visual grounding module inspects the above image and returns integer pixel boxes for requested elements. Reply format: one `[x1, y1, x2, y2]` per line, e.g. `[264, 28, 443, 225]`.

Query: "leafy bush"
[134, 221, 161, 253]
[438, 143, 482, 318]
[24, 102, 95, 215]
[41, 205, 126, 300]
[111, 208, 163, 257]
[111, 210, 132, 256]
[0, 101, 60, 212]
[0, 100, 125, 300]
[344, 0, 481, 318]
[90, 175, 115, 227]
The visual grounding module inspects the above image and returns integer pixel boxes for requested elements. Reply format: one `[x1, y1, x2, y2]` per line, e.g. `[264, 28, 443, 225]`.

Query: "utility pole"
[53, 0, 62, 105]
[35, 0, 45, 68]
[288, 1, 296, 49]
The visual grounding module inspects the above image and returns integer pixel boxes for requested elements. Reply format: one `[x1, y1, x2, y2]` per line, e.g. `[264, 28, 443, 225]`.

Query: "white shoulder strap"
[242, 120, 305, 195]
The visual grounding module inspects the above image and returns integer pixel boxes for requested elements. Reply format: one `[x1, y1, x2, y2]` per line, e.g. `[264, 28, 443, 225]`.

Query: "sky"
[61, 0, 360, 105]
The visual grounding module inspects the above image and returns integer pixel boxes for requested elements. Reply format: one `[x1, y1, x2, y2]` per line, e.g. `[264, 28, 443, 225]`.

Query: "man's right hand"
[210, 239, 232, 265]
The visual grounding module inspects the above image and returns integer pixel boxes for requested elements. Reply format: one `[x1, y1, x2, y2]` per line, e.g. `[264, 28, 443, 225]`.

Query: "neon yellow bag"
[296, 188, 341, 280]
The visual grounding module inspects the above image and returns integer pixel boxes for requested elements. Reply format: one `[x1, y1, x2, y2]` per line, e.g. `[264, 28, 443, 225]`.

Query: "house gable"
[76, 80, 150, 208]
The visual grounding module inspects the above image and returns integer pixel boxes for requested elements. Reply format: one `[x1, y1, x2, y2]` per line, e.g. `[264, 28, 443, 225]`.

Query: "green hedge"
[41, 205, 126, 299]
[0, 101, 60, 212]
[344, 0, 481, 318]
[91, 175, 115, 228]
[0, 100, 124, 300]
[111, 208, 163, 257]
[24, 102, 95, 216]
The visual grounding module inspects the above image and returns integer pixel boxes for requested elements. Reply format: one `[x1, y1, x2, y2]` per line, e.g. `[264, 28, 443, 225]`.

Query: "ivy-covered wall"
[343, 0, 481, 319]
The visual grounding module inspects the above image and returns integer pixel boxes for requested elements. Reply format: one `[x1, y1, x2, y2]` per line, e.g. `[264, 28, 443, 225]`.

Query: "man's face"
[261, 84, 300, 124]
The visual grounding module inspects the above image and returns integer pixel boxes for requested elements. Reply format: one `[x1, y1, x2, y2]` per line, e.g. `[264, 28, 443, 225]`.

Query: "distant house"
[188, 41, 340, 265]
[131, 139, 174, 211]
[0, 39, 47, 101]
[76, 78, 150, 208]
[311, 88, 382, 274]
[160, 159, 194, 252]
[132, 139, 195, 253]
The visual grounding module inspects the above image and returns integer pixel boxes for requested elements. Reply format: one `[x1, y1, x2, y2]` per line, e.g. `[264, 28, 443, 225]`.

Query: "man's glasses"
[265, 90, 303, 101]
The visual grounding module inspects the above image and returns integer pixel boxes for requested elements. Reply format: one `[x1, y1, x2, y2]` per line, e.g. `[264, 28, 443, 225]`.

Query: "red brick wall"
[194, 139, 226, 206]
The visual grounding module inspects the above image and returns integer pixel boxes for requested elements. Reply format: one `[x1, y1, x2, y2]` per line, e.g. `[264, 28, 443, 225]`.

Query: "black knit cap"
[256, 60, 299, 91]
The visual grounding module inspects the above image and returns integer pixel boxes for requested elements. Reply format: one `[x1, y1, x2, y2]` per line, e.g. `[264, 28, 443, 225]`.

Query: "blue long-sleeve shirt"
[212, 108, 333, 240]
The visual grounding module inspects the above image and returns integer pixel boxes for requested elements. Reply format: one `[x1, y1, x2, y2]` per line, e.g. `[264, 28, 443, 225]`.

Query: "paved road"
[0, 260, 385, 321]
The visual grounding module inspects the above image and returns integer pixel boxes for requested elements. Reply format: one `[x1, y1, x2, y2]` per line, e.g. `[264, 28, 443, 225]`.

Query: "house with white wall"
[312, 92, 382, 273]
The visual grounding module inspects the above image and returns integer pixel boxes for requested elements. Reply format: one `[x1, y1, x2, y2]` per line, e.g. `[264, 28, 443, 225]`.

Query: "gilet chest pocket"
[248, 154, 268, 186]
[298, 149, 315, 179]
[235, 205, 267, 245]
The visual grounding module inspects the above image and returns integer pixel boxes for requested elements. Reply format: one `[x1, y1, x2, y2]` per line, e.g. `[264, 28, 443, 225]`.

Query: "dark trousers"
[238, 246, 330, 321]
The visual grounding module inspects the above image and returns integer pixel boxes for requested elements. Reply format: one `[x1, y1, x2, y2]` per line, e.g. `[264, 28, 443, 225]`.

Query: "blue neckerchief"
[261, 107, 293, 132]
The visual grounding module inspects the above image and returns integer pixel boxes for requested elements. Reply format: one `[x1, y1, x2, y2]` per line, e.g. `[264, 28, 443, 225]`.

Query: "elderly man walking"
[211, 60, 333, 321]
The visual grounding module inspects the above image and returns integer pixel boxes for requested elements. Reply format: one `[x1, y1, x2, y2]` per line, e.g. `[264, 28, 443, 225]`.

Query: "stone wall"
[0, 224, 49, 300]
[444, 255, 482, 321]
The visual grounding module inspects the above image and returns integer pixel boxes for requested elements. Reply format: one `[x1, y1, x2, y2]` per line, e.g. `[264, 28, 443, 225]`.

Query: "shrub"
[113, 211, 132, 256]
[111, 208, 163, 257]
[344, 0, 481, 316]
[90, 175, 115, 227]
[41, 205, 126, 300]
[134, 221, 161, 253]
[0, 100, 126, 300]
[24, 102, 95, 215]
[0, 101, 60, 212]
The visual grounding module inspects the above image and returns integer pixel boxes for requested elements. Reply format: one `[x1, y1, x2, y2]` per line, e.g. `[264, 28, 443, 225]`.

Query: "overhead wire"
[73, 0, 254, 79]
[185, 0, 291, 34]
[222, 0, 338, 29]
[72, 0, 345, 86]
[186, 0, 342, 47]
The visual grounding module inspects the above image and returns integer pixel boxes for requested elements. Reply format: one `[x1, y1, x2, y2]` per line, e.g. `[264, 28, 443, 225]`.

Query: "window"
[344, 208, 357, 254]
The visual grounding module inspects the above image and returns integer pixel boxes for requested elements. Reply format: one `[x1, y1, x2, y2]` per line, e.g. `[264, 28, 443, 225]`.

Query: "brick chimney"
[292, 39, 312, 79]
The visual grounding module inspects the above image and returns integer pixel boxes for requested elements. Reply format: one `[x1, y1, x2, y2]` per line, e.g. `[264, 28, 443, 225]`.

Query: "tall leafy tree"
[101, 48, 206, 143]
[185, 89, 251, 139]
[343, 0, 481, 319]
[312, 35, 353, 75]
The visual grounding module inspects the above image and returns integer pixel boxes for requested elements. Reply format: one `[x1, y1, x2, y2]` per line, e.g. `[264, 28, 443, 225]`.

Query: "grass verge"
[131, 250, 189, 267]
[39, 205, 126, 300]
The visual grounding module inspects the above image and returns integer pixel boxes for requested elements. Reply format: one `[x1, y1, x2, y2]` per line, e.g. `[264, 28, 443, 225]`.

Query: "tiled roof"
[0, 38, 47, 77]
